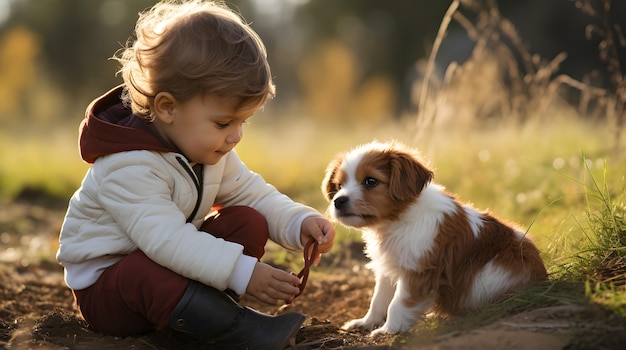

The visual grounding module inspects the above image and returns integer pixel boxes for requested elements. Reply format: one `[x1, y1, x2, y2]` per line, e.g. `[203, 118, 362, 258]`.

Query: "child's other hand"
[300, 217, 336, 266]
[246, 262, 301, 305]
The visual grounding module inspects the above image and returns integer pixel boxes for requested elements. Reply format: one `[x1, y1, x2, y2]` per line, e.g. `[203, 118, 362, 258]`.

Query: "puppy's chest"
[363, 230, 427, 275]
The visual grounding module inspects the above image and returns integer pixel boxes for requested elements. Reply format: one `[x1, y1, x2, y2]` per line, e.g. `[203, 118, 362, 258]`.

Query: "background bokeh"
[1, 0, 624, 125]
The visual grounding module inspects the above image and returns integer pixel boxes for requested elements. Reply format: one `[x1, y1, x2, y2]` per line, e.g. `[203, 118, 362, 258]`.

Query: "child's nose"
[226, 125, 243, 144]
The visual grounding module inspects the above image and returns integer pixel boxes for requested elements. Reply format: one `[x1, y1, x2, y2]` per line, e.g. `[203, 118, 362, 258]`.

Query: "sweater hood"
[79, 85, 175, 164]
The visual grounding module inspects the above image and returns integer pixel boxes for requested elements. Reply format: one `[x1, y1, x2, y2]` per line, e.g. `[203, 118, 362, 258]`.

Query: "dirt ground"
[1, 200, 625, 349]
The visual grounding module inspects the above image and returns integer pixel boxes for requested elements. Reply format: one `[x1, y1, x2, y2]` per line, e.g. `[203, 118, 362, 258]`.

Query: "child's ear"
[153, 92, 177, 124]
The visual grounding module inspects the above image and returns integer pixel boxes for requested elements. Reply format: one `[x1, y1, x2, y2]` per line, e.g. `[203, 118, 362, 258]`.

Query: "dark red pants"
[73, 206, 269, 336]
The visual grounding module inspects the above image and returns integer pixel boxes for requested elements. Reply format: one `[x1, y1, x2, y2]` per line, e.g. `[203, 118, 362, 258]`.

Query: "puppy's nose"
[334, 196, 349, 210]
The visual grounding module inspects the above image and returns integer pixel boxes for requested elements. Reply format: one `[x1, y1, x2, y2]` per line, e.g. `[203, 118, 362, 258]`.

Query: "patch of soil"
[1, 201, 625, 349]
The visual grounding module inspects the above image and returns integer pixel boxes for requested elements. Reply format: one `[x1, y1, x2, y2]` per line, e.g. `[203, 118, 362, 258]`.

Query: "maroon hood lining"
[79, 85, 176, 164]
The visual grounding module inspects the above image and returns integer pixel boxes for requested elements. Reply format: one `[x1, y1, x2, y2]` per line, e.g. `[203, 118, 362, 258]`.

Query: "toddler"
[56, 1, 335, 348]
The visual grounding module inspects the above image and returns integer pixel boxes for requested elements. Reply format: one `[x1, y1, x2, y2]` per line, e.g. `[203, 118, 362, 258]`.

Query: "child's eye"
[216, 122, 230, 129]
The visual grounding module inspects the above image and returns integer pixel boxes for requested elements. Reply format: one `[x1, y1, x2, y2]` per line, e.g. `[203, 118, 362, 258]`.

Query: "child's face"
[156, 93, 258, 165]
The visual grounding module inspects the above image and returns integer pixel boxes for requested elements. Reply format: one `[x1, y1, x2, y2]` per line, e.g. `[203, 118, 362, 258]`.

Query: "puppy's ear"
[388, 150, 433, 202]
[321, 156, 342, 202]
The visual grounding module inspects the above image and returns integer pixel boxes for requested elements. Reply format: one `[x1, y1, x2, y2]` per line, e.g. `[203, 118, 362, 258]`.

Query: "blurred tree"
[297, 39, 395, 122]
[291, 0, 451, 115]
[0, 25, 39, 120]
[2, 0, 156, 106]
[297, 40, 357, 120]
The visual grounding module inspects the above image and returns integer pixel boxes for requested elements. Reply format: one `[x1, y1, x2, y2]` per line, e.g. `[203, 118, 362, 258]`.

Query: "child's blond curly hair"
[114, 0, 275, 120]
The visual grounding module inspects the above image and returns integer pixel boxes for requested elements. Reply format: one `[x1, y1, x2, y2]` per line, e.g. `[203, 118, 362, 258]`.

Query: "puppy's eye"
[364, 177, 379, 188]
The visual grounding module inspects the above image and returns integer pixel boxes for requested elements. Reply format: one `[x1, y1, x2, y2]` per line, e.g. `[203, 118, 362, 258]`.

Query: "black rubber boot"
[170, 281, 305, 349]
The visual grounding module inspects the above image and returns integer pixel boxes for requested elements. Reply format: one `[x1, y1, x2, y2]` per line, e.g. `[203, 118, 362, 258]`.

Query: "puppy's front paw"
[370, 324, 396, 336]
[370, 319, 413, 336]
[342, 317, 381, 331]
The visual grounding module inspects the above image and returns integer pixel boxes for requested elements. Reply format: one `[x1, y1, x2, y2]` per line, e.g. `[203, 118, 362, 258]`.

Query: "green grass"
[548, 155, 626, 313]
[0, 127, 89, 203]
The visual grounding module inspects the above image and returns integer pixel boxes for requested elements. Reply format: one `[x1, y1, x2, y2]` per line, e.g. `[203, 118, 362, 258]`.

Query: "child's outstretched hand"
[245, 216, 335, 305]
[247, 262, 301, 305]
[300, 216, 335, 266]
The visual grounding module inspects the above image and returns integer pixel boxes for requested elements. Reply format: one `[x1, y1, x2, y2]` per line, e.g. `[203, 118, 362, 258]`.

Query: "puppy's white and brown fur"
[322, 141, 547, 335]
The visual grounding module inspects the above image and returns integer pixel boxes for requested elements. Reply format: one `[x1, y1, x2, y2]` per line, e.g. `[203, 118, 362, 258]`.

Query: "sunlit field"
[0, 126, 90, 202]
[2, 112, 623, 266]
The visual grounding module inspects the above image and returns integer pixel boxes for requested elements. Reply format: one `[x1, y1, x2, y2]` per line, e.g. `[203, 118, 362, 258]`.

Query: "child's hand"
[246, 262, 301, 305]
[300, 216, 335, 266]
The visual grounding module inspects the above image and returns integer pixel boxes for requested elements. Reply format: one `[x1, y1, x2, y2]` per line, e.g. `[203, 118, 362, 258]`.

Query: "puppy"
[322, 141, 547, 336]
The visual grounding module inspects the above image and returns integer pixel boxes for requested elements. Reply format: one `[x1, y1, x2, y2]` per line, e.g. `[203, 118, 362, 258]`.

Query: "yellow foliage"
[0, 25, 41, 118]
[348, 74, 396, 123]
[297, 39, 395, 122]
[297, 39, 357, 120]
